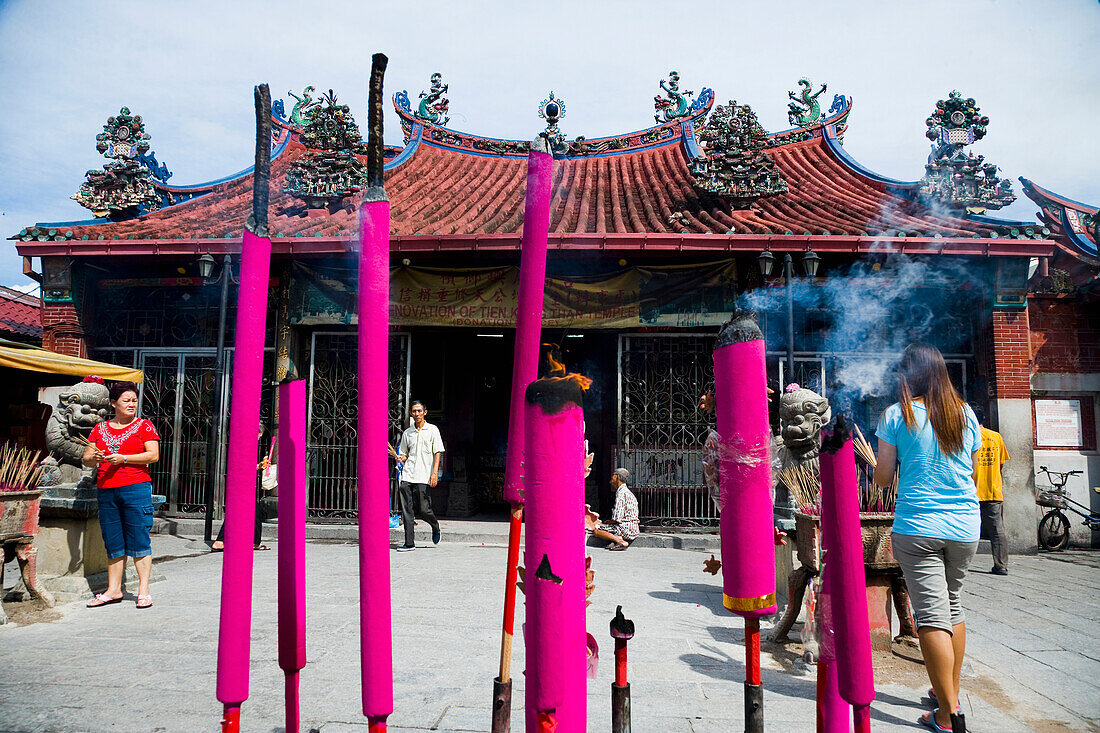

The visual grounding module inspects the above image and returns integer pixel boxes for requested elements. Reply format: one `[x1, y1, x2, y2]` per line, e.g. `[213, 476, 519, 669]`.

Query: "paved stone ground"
[1, 529, 1097, 732]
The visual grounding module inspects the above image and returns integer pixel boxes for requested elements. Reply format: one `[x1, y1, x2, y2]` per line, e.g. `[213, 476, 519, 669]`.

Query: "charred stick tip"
[715, 310, 763, 349]
[250, 83, 272, 235]
[610, 604, 635, 639]
[525, 375, 586, 415]
[366, 53, 388, 189]
[821, 414, 852, 454]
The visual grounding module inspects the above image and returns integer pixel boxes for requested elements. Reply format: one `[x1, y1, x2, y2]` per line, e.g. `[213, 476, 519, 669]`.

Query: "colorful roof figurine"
[71, 107, 162, 218]
[917, 91, 1016, 213]
[283, 89, 370, 210]
[787, 78, 828, 128]
[8, 75, 1076, 262]
[689, 100, 788, 209]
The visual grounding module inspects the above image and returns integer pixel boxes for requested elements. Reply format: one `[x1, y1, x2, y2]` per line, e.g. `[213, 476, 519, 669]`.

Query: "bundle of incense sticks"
[850, 423, 898, 513]
[778, 462, 820, 515]
[0, 443, 45, 491]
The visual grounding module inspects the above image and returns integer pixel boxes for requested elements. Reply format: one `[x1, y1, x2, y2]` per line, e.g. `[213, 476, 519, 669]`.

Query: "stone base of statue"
[3, 484, 166, 605]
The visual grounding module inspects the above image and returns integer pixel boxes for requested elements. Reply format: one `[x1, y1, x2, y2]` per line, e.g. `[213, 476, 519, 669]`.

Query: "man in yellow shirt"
[973, 405, 1010, 575]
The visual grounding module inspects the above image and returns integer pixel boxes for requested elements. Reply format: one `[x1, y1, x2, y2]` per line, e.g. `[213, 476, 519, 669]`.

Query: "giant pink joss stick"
[523, 370, 589, 733]
[357, 53, 393, 733]
[819, 418, 875, 732]
[216, 84, 273, 733]
[493, 133, 554, 733]
[277, 379, 308, 733]
[712, 312, 776, 733]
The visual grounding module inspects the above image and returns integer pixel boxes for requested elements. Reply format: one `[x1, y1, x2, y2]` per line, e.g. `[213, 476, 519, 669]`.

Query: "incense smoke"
[738, 247, 983, 418]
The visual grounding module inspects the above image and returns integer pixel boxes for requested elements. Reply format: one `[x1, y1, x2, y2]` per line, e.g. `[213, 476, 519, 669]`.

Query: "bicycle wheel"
[1038, 511, 1070, 551]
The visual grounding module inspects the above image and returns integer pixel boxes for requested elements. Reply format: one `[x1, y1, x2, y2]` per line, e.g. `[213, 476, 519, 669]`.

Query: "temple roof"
[1021, 178, 1098, 260]
[13, 89, 1061, 260]
[0, 286, 43, 340]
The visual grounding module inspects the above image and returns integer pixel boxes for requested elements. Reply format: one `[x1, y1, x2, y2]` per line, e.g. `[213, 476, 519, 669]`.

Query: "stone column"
[990, 306, 1036, 553]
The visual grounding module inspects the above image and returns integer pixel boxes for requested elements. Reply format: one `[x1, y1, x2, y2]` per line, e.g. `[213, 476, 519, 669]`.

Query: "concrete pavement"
[0, 528, 1097, 732]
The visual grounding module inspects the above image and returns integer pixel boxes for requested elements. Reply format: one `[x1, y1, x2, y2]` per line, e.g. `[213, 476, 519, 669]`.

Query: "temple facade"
[12, 74, 1099, 549]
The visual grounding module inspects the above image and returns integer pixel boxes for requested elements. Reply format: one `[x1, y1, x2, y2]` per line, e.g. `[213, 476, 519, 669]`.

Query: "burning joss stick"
[523, 367, 590, 733]
[712, 312, 776, 733]
[819, 418, 875, 732]
[357, 52, 394, 733]
[494, 131, 554, 733]
[277, 379, 308, 733]
[216, 82, 274, 733]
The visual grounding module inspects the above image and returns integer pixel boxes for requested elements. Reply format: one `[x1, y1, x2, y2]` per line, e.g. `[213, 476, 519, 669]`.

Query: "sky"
[0, 0, 1097, 288]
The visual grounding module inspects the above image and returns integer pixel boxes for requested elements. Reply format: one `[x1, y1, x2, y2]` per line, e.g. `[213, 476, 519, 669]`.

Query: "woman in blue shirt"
[876, 344, 981, 733]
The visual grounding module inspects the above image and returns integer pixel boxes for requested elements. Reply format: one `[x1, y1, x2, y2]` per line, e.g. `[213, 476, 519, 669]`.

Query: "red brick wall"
[1029, 296, 1100, 374]
[41, 302, 87, 358]
[991, 307, 1032, 399]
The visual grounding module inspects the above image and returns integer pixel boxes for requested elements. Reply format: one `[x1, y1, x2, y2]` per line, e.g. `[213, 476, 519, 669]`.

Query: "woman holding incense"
[875, 344, 981, 733]
[81, 381, 160, 609]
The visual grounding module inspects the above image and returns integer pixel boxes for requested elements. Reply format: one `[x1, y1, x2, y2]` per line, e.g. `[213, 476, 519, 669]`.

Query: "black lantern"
[757, 249, 776, 278]
[801, 248, 821, 278]
[198, 253, 216, 280]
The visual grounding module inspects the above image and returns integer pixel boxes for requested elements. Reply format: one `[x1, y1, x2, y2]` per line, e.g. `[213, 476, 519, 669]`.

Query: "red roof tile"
[0, 287, 42, 339]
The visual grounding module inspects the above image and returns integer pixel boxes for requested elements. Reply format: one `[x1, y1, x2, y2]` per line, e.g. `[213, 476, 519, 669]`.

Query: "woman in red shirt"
[81, 381, 160, 609]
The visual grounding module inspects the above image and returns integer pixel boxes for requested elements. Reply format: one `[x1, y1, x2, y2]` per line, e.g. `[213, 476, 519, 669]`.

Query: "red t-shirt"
[88, 418, 161, 489]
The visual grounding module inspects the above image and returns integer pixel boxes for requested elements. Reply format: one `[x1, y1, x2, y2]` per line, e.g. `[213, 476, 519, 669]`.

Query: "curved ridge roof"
[1021, 178, 1098, 258]
[12, 94, 1054, 258]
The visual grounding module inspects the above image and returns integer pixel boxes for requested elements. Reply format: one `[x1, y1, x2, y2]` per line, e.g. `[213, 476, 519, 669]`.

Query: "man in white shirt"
[396, 400, 445, 550]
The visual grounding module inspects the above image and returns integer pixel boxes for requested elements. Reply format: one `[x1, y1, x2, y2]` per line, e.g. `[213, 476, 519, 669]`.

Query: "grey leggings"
[892, 532, 978, 633]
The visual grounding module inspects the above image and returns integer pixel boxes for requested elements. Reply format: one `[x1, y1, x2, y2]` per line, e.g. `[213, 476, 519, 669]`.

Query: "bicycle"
[1035, 466, 1100, 551]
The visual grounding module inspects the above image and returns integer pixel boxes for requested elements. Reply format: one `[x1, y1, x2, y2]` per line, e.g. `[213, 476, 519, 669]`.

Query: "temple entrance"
[306, 331, 410, 519]
[616, 334, 717, 527]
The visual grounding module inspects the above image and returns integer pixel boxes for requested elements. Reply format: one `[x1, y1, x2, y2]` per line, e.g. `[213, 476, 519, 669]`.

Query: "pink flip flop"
[136, 594, 153, 609]
[86, 593, 122, 608]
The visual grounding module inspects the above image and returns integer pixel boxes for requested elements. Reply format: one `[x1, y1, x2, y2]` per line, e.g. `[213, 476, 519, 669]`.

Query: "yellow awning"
[0, 340, 143, 382]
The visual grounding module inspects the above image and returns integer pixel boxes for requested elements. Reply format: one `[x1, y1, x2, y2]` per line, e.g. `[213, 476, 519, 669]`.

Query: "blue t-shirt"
[876, 401, 981, 542]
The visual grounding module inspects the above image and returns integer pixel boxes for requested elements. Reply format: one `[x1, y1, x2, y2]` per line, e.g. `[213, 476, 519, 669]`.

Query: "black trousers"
[979, 500, 1009, 571]
[399, 481, 440, 547]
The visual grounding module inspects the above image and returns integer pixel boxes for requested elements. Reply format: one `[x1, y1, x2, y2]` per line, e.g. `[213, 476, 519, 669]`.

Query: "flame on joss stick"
[524, 370, 589, 733]
[216, 83, 273, 733]
[357, 52, 393, 732]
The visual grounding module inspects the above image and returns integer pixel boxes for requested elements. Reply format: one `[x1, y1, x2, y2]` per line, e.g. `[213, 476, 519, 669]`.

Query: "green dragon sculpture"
[787, 78, 828, 127]
[415, 73, 450, 126]
[288, 86, 319, 127]
[653, 71, 694, 123]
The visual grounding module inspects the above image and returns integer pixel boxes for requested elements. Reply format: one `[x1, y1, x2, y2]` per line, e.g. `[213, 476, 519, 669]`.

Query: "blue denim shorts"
[97, 481, 154, 559]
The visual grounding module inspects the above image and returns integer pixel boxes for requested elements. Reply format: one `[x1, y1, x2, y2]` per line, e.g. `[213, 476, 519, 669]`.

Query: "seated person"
[591, 468, 639, 550]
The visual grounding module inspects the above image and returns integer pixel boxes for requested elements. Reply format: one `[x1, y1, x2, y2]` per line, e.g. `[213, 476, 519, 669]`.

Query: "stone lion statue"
[773, 383, 831, 521]
[38, 376, 111, 488]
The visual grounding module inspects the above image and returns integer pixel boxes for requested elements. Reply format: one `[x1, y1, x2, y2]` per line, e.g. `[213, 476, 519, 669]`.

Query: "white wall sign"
[1034, 399, 1083, 448]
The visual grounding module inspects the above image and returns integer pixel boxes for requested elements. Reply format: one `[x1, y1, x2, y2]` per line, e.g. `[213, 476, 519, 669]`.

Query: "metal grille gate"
[126, 349, 274, 516]
[617, 334, 717, 527]
[307, 332, 410, 520]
